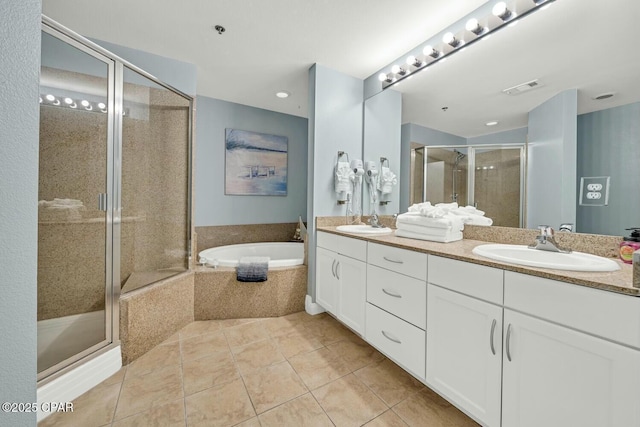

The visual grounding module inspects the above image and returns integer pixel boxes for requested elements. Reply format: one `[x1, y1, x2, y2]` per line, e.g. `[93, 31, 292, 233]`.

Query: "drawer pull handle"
[383, 256, 403, 264]
[331, 259, 336, 278]
[335, 261, 340, 280]
[381, 330, 402, 344]
[489, 319, 497, 355]
[382, 288, 402, 298]
[506, 323, 513, 362]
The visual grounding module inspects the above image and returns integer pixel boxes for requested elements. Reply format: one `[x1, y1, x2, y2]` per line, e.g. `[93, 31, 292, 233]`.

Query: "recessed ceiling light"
[486, 121, 498, 126]
[276, 91, 290, 99]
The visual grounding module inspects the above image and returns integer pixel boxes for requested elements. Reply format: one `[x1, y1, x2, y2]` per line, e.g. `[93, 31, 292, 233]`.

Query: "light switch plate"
[579, 176, 610, 206]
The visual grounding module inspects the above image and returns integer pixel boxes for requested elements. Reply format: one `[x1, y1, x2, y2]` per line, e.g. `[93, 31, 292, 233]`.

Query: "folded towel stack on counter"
[395, 202, 493, 243]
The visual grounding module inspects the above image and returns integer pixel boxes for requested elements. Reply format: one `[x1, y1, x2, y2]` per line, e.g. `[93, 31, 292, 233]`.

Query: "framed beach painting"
[224, 128, 288, 196]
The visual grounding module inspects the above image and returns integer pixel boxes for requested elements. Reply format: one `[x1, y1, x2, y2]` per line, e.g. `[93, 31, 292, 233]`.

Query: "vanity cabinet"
[316, 231, 367, 334]
[426, 256, 504, 427]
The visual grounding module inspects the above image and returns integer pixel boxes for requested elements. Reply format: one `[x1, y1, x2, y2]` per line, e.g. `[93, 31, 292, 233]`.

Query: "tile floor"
[39, 311, 479, 427]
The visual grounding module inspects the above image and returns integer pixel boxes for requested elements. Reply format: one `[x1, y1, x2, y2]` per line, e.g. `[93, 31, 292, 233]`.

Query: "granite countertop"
[317, 226, 637, 297]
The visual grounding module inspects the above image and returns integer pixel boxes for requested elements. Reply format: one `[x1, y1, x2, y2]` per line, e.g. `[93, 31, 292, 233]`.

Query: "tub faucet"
[528, 226, 572, 253]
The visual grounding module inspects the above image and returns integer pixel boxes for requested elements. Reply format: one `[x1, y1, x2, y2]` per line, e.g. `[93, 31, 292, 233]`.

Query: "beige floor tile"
[232, 338, 285, 375]
[392, 388, 479, 427]
[114, 364, 184, 420]
[312, 374, 388, 427]
[183, 349, 239, 396]
[303, 318, 357, 346]
[273, 331, 324, 359]
[102, 366, 127, 386]
[243, 361, 308, 414]
[111, 399, 185, 427]
[258, 393, 333, 427]
[185, 378, 255, 427]
[179, 320, 224, 340]
[234, 417, 262, 427]
[326, 336, 384, 371]
[126, 341, 181, 378]
[354, 359, 423, 406]
[224, 321, 270, 347]
[162, 331, 181, 344]
[288, 347, 352, 390]
[364, 410, 409, 427]
[218, 317, 264, 329]
[262, 316, 309, 338]
[283, 310, 327, 323]
[39, 381, 121, 427]
[181, 331, 229, 362]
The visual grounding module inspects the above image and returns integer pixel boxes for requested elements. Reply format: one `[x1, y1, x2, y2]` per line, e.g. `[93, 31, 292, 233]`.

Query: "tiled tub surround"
[195, 222, 303, 253]
[194, 265, 307, 320]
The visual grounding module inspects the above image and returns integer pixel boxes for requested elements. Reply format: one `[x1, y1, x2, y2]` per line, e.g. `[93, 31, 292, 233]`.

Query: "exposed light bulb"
[276, 91, 290, 98]
[391, 64, 401, 74]
[442, 32, 455, 44]
[45, 94, 55, 102]
[378, 73, 388, 82]
[81, 100, 90, 107]
[493, 2, 512, 20]
[98, 102, 106, 109]
[52, 99, 60, 106]
[423, 45, 439, 58]
[406, 55, 422, 67]
[69, 102, 77, 109]
[64, 97, 73, 105]
[466, 18, 485, 35]
[85, 104, 93, 111]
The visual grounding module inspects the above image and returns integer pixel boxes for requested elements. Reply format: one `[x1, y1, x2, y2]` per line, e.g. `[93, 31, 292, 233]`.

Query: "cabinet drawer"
[316, 231, 338, 251]
[336, 234, 367, 262]
[504, 271, 640, 349]
[367, 242, 427, 280]
[366, 303, 426, 380]
[367, 264, 426, 329]
[428, 256, 503, 305]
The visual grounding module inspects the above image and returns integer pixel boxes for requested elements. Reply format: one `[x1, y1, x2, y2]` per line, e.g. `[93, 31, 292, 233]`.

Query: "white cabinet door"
[315, 247, 339, 315]
[426, 284, 503, 427]
[502, 309, 640, 427]
[336, 254, 366, 334]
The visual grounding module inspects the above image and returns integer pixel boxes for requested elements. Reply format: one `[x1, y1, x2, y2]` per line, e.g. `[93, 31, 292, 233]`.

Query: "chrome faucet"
[368, 212, 383, 228]
[528, 226, 572, 253]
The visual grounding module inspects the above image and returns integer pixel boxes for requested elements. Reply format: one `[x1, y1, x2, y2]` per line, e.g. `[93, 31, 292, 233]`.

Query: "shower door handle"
[97, 193, 108, 212]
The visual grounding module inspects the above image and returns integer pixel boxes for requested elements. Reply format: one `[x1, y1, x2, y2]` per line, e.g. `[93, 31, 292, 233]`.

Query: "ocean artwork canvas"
[225, 128, 288, 196]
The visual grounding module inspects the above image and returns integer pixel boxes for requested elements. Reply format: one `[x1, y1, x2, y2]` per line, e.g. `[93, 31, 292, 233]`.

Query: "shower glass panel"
[424, 147, 468, 205]
[410, 147, 425, 205]
[120, 68, 191, 293]
[471, 146, 524, 227]
[38, 31, 112, 376]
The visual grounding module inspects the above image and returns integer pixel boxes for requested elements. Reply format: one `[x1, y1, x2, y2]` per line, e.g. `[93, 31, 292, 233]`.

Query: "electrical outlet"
[580, 176, 610, 206]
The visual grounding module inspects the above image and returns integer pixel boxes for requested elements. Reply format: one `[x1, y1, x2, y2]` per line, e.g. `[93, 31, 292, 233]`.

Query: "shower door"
[38, 28, 115, 380]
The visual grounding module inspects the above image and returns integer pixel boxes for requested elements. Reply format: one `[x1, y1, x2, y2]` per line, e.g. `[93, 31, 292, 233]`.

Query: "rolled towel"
[237, 256, 269, 282]
[435, 202, 459, 211]
[377, 167, 397, 194]
[408, 202, 432, 213]
[395, 229, 463, 243]
[335, 162, 354, 194]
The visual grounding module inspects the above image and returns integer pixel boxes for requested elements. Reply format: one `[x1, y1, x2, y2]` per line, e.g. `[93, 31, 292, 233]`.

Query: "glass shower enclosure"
[410, 144, 525, 227]
[38, 17, 192, 382]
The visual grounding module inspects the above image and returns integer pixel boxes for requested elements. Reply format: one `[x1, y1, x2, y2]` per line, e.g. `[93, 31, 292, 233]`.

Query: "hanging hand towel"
[377, 166, 397, 194]
[335, 161, 355, 195]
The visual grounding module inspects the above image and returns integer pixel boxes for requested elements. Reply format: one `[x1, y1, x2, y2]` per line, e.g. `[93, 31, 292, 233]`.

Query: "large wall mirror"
[370, 0, 640, 237]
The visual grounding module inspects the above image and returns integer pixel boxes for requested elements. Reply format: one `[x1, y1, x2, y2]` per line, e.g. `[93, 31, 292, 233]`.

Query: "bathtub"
[198, 242, 304, 268]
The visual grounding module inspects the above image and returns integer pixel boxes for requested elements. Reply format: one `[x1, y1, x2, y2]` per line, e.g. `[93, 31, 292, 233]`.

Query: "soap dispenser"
[619, 228, 640, 264]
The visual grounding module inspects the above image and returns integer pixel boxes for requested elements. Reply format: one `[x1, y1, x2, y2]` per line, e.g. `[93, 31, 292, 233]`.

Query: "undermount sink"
[472, 244, 620, 272]
[336, 224, 393, 235]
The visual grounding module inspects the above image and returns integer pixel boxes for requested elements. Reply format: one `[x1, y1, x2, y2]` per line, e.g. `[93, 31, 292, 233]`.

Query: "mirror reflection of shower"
[452, 149, 466, 203]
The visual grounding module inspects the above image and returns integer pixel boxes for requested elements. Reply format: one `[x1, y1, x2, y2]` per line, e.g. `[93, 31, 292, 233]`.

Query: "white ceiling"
[42, 0, 640, 138]
[42, 0, 488, 118]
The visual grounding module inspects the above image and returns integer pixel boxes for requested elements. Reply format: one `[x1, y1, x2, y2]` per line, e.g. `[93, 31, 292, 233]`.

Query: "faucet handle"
[537, 225, 554, 237]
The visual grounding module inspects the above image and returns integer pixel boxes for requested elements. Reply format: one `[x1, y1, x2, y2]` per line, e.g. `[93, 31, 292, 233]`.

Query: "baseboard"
[37, 346, 121, 422]
[305, 294, 326, 315]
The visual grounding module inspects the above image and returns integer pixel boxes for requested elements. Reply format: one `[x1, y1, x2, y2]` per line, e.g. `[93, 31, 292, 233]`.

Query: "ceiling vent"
[502, 79, 543, 95]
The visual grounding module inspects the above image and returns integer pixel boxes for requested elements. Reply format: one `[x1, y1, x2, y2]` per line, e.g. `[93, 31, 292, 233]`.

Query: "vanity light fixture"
[493, 2, 514, 21]
[406, 55, 423, 68]
[466, 18, 486, 36]
[443, 32, 463, 48]
[378, 0, 555, 89]
[391, 64, 408, 76]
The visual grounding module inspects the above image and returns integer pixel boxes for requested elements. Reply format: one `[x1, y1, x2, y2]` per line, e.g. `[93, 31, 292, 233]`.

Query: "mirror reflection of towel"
[237, 256, 269, 282]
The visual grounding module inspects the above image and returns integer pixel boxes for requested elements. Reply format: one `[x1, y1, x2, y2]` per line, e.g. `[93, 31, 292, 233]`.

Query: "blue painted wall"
[467, 127, 527, 146]
[195, 95, 308, 226]
[0, 2, 40, 425]
[577, 102, 640, 236]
